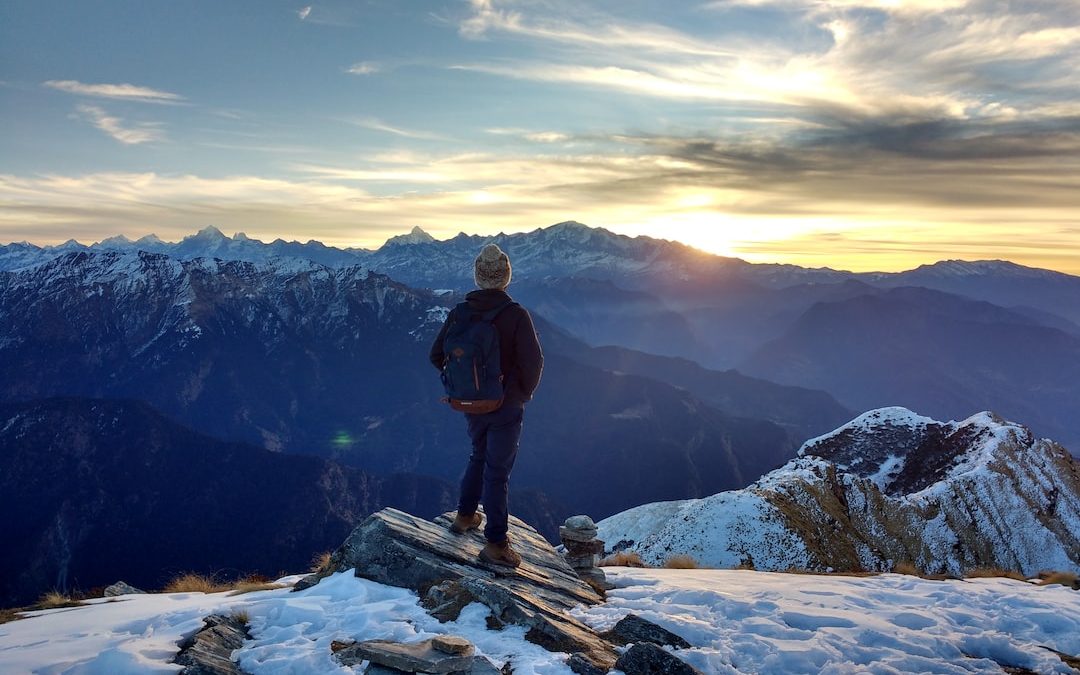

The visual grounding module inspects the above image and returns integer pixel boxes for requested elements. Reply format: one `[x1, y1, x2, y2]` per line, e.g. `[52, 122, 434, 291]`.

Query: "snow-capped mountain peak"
[798, 407, 1033, 496]
[383, 226, 436, 247]
[186, 225, 228, 242]
[599, 407, 1080, 576]
[135, 233, 164, 245]
[98, 234, 133, 247]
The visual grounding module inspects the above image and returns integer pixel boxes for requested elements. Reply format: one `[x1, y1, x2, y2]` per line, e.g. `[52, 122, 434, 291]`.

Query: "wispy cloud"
[298, 5, 312, 21]
[346, 61, 380, 75]
[44, 80, 184, 104]
[341, 117, 446, 140]
[453, 0, 1080, 127]
[486, 128, 571, 143]
[75, 105, 165, 145]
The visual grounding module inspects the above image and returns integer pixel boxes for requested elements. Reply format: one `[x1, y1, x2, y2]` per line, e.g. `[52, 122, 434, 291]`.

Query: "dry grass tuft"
[229, 578, 287, 596]
[599, 551, 647, 568]
[964, 567, 1027, 582]
[310, 551, 333, 574]
[892, 561, 920, 576]
[0, 607, 23, 624]
[229, 608, 251, 625]
[1037, 571, 1080, 589]
[662, 555, 700, 569]
[37, 591, 82, 609]
[163, 573, 233, 594]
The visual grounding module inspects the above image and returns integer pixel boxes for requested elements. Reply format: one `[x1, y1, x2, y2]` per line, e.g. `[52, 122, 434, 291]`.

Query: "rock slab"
[321, 508, 616, 673]
[614, 643, 704, 675]
[335, 638, 475, 673]
[432, 635, 474, 655]
[174, 614, 251, 675]
[601, 614, 692, 649]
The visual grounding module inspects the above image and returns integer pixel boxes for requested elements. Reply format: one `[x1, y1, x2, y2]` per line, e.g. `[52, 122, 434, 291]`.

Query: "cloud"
[75, 105, 165, 145]
[298, 6, 312, 20]
[43, 80, 184, 104]
[346, 61, 380, 75]
[452, 0, 1080, 129]
[341, 117, 446, 140]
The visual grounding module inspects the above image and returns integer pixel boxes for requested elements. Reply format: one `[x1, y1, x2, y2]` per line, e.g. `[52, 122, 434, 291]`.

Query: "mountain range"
[0, 250, 832, 519]
[597, 407, 1080, 576]
[4, 222, 1076, 447]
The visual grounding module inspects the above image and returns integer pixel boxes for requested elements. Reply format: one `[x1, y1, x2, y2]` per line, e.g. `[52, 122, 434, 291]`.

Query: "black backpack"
[440, 300, 515, 414]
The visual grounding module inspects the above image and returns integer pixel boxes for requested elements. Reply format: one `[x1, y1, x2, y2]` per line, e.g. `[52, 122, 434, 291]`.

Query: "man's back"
[430, 288, 543, 406]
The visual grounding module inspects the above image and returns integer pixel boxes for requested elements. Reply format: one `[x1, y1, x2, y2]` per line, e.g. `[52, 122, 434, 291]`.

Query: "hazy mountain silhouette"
[740, 287, 1080, 451]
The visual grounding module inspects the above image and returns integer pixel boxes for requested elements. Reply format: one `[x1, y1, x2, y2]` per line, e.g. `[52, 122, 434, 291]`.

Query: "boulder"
[562, 539, 605, 555]
[560, 526, 599, 543]
[319, 508, 617, 673]
[565, 515, 597, 530]
[600, 614, 692, 649]
[614, 643, 703, 675]
[104, 581, 145, 597]
[565, 553, 600, 569]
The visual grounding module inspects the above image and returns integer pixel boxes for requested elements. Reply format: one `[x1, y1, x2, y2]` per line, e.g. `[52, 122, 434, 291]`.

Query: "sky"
[1, 0, 1079, 273]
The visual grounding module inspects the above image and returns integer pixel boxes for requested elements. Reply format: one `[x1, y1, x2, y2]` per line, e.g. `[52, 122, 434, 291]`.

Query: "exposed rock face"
[333, 638, 475, 673]
[600, 408, 1080, 576]
[614, 643, 704, 675]
[174, 614, 251, 675]
[103, 581, 145, 597]
[316, 508, 617, 673]
[600, 614, 692, 649]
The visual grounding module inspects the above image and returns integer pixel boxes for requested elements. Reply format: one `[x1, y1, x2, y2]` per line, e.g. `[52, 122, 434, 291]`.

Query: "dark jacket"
[429, 289, 544, 405]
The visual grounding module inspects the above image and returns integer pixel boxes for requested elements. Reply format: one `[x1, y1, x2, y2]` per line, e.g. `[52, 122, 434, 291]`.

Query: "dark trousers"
[459, 402, 524, 543]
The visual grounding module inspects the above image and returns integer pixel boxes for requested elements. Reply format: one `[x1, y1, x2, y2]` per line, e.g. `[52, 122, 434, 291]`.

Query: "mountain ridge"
[598, 407, 1080, 576]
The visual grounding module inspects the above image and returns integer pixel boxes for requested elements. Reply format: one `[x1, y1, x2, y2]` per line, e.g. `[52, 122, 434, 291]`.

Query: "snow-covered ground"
[2, 568, 1078, 674]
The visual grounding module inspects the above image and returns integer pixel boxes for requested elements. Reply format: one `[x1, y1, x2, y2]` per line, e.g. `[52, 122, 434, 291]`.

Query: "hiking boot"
[449, 511, 483, 535]
[479, 538, 522, 568]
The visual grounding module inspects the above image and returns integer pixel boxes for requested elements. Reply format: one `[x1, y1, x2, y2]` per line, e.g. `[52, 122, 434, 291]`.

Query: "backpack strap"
[480, 300, 517, 322]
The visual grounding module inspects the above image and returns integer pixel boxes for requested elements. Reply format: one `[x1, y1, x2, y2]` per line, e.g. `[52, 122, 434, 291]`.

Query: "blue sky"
[2, 0, 1079, 272]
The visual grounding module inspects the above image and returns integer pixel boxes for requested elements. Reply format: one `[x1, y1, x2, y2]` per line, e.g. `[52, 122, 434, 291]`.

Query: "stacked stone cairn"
[559, 515, 614, 591]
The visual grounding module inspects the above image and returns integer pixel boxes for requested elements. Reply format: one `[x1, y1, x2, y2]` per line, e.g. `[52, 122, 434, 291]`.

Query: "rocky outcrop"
[600, 408, 1080, 576]
[174, 614, 251, 675]
[309, 508, 618, 673]
[103, 581, 145, 597]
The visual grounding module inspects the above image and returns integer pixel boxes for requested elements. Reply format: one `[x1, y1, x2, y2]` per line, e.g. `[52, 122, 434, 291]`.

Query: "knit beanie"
[474, 244, 512, 290]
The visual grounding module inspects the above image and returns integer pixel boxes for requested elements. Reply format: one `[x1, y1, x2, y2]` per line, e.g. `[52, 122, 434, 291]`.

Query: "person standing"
[429, 244, 543, 567]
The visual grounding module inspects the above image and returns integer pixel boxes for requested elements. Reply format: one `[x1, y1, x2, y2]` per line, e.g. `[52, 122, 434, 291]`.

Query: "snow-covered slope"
[2, 568, 1078, 674]
[599, 407, 1080, 575]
